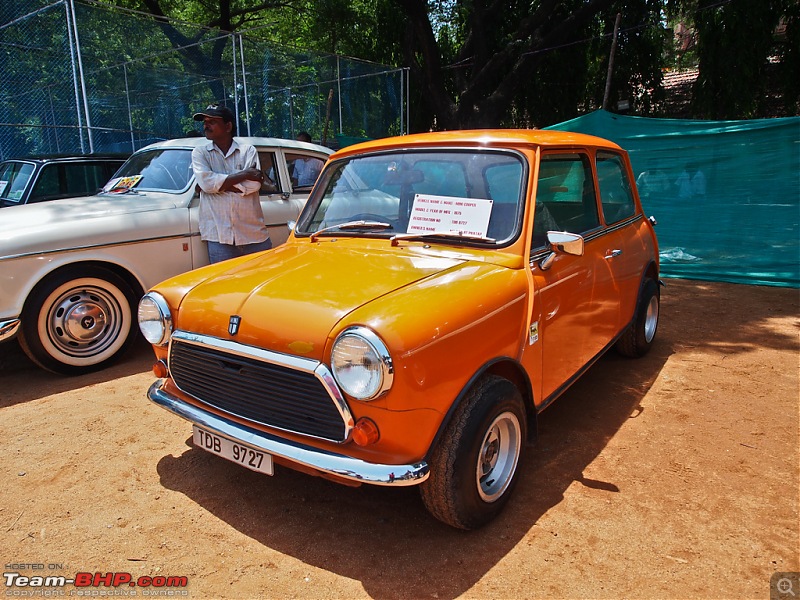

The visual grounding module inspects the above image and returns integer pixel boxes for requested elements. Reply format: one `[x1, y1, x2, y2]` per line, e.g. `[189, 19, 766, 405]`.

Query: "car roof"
[141, 136, 333, 155]
[2, 154, 127, 165]
[330, 129, 623, 159]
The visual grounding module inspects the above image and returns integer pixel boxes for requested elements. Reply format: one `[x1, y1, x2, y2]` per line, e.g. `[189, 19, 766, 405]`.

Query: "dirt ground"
[1, 278, 798, 600]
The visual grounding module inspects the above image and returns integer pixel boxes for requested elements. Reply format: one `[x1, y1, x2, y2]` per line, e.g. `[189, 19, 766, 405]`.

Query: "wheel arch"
[23, 260, 145, 313]
[641, 259, 659, 288]
[624, 259, 660, 329]
[424, 357, 538, 465]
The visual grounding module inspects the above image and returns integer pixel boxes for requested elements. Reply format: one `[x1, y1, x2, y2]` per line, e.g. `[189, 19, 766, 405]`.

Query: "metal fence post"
[64, 0, 85, 154]
[67, 0, 94, 153]
[123, 63, 135, 152]
[238, 34, 251, 137]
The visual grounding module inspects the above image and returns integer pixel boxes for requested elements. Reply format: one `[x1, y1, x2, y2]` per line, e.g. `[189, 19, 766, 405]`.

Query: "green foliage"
[690, 0, 788, 119]
[392, 0, 673, 128]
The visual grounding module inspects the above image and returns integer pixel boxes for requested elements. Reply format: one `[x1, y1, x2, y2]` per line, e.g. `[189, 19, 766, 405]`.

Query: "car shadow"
[154, 337, 670, 599]
[0, 336, 153, 408]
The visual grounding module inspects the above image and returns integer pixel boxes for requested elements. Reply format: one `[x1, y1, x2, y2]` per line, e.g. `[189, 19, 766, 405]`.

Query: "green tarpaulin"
[545, 110, 800, 288]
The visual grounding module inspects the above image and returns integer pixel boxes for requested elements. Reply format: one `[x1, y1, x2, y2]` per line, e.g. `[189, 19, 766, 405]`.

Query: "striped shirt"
[191, 139, 269, 245]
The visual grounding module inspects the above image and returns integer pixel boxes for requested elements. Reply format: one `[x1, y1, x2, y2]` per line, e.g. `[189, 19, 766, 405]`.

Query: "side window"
[532, 153, 599, 248]
[63, 164, 111, 196]
[257, 152, 281, 194]
[286, 153, 324, 190]
[30, 166, 60, 202]
[597, 152, 636, 223]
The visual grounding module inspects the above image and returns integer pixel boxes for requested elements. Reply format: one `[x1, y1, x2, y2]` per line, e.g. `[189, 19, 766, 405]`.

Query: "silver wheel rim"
[644, 295, 659, 343]
[476, 411, 522, 503]
[42, 283, 126, 360]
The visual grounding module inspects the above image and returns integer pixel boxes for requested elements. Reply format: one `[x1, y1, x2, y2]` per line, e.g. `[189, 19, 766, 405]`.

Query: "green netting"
[1, 0, 406, 159]
[545, 110, 800, 288]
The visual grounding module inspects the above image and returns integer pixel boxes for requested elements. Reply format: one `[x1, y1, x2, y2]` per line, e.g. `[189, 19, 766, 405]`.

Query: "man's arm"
[192, 145, 263, 194]
[223, 145, 263, 193]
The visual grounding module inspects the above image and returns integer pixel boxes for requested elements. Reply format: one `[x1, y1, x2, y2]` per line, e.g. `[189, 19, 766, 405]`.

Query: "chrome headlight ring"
[137, 292, 173, 347]
[331, 326, 393, 401]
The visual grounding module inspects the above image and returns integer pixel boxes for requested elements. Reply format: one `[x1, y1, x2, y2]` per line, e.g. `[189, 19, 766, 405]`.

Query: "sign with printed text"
[408, 194, 493, 238]
[103, 175, 142, 193]
[0, 180, 8, 196]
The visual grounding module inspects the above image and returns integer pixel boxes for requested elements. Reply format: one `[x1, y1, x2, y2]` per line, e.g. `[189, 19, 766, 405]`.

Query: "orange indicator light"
[352, 418, 380, 446]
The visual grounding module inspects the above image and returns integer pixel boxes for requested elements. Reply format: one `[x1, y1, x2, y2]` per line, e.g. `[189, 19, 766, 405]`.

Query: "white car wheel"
[19, 267, 138, 375]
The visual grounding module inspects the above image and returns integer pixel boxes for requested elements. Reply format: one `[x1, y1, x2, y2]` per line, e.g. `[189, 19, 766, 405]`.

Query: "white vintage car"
[0, 136, 331, 375]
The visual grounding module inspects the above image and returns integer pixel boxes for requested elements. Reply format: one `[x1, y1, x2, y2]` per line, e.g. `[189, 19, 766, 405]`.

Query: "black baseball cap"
[193, 104, 235, 123]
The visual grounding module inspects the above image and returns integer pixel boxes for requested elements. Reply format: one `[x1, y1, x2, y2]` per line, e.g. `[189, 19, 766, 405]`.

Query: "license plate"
[192, 426, 274, 476]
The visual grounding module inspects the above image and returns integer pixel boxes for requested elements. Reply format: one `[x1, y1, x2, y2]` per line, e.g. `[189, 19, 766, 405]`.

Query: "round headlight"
[331, 327, 393, 400]
[138, 292, 172, 346]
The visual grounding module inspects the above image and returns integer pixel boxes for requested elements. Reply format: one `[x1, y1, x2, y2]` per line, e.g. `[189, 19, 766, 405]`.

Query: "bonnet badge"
[228, 315, 241, 336]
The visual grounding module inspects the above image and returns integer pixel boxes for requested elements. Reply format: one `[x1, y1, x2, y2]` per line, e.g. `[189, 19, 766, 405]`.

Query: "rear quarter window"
[597, 152, 636, 224]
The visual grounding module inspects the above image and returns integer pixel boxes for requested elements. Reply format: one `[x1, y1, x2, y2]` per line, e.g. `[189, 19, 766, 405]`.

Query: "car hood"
[169, 241, 509, 361]
[0, 192, 184, 257]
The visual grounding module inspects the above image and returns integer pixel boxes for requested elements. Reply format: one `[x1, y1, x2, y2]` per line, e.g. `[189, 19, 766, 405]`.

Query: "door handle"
[604, 249, 623, 259]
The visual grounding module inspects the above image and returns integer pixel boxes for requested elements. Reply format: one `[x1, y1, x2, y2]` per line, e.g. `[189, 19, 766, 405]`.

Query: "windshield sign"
[296, 150, 525, 245]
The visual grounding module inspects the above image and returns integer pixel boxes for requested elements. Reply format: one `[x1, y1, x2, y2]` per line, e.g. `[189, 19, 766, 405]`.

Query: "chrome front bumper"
[0, 318, 20, 343]
[148, 380, 429, 486]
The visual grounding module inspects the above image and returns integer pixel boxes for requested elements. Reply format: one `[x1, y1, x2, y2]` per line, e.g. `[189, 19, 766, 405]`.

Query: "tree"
[100, 0, 305, 102]
[393, 0, 673, 129]
[687, 0, 790, 119]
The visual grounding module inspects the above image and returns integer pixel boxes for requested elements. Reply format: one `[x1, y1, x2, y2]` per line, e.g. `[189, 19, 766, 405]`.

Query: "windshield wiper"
[309, 220, 394, 242]
[390, 231, 496, 247]
[100, 187, 142, 196]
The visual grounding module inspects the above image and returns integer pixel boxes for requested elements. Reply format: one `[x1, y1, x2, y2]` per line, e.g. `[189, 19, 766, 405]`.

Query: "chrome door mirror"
[548, 231, 584, 256]
[539, 231, 584, 270]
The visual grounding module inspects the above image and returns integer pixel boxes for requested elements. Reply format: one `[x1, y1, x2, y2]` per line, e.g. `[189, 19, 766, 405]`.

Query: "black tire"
[420, 375, 527, 530]
[18, 266, 139, 375]
[616, 278, 660, 358]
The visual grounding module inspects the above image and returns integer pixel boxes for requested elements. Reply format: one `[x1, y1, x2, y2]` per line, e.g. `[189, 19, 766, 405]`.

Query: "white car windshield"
[296, 150, 525, 245]
[0, 161, 35, 204]
[103, 148, 193, 194]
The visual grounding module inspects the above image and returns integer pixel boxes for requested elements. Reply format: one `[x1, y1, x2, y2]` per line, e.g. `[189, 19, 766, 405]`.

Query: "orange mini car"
[139, 130, 660, 529]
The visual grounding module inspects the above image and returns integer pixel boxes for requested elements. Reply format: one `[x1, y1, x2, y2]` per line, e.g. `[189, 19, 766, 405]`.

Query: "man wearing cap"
[191, 104, 272, 264]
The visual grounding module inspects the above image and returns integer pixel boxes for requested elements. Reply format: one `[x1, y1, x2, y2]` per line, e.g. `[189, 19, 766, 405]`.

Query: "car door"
[255, 150, 307, 246]
[524, 150, 619, 407]
[595, 150, 643, 330]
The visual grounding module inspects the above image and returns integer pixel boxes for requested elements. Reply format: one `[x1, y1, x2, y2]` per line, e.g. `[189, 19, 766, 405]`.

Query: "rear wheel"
[616, 278, 660, 358]
[420, 375, 526, 530]
[18, 267, 139, 375]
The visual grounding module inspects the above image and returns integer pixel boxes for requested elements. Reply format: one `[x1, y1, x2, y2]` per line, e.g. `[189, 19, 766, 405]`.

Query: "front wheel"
[420, 375, 527, 530]
[18, 267, 139, 375]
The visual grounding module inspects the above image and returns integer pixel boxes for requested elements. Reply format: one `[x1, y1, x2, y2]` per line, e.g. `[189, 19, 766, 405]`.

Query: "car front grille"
[168, 334, 350, 442]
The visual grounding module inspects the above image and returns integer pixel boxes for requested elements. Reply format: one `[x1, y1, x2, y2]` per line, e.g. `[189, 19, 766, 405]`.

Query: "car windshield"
[0, 161, 35, 204]
[296, 150, 525, 245]
[102, 148, 193, 194]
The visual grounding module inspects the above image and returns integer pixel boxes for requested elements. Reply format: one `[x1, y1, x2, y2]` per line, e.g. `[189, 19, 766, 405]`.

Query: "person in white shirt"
[293, 131, 323, 187]
[191, 105, 272, 264]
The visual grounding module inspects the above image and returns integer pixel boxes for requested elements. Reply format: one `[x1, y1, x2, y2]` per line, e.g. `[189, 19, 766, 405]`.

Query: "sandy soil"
[1, 278, 798, 600]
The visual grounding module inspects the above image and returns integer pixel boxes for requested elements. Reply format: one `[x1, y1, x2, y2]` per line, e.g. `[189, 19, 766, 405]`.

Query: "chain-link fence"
[0, 0, 408, 160]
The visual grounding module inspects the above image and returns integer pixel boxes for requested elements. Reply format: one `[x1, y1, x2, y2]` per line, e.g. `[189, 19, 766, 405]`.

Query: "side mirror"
[547, 231, 584, 256]
[539, 231, 584, 271]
